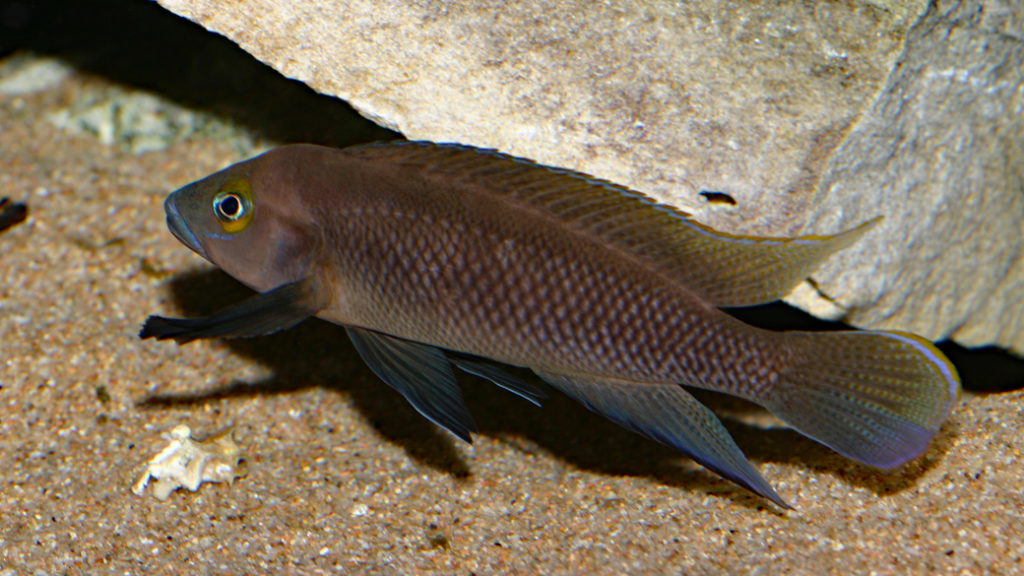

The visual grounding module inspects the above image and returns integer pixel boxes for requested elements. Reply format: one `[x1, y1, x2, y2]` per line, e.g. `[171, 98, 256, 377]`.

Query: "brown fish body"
[143, 142, 960, 507]
[299, 146, 777, 399]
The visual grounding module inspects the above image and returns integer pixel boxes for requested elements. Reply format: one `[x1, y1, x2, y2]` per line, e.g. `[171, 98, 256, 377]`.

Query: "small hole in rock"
[699, 191, 737, 206]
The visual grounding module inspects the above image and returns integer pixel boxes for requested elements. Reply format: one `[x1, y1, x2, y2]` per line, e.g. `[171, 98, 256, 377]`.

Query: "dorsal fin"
[349, 141, 878, 307]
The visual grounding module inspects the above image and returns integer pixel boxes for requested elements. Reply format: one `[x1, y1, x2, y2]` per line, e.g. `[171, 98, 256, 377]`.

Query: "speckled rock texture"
[156, 0, 1024, 354]
[1, 2, 1023, 574]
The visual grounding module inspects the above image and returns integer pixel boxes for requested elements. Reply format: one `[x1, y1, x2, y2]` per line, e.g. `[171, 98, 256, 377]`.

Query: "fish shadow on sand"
[137, 268, 474, 477]
[140, 268, 972, 510]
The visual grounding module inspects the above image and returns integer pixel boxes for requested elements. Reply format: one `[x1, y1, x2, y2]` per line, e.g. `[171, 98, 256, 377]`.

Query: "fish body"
[143, 142, 960, 506]
[293, 149, 766, 388]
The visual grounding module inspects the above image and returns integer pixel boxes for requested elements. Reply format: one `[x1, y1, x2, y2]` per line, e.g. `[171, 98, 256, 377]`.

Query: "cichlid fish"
[141, 141, 960, 507]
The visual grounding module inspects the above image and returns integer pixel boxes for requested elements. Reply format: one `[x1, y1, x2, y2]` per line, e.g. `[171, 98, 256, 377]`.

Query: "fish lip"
[165, 195, 208, 260]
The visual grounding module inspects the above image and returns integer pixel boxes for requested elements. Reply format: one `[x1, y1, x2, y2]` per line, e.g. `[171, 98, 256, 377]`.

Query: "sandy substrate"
[2, 7, 1024, 574]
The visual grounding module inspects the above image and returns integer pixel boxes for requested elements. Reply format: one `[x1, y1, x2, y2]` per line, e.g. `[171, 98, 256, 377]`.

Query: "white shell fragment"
[132, 424, 246, 501]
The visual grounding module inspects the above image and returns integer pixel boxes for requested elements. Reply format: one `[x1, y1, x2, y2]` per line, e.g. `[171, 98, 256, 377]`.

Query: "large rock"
[801, 0, 1024, 348]
[157, 0, 1024, 354]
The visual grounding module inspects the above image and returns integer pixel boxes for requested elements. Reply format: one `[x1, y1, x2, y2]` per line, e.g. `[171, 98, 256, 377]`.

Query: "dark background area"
[0, 0, 397, 146]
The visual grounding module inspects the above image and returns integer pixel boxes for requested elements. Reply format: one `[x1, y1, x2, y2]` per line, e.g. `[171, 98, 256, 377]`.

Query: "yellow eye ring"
[212, 179, 254, 234]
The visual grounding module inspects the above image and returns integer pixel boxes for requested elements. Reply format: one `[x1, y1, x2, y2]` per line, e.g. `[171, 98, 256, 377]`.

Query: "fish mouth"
[164, 195, 208, 260]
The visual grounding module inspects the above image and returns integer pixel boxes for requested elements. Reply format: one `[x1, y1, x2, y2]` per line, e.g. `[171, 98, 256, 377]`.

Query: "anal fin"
[449, 355, 546, 407]
[534, 370, 788, 507]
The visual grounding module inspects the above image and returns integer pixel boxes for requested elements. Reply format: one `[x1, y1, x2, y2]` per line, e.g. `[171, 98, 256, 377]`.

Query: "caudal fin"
[764, 331, 960, 469]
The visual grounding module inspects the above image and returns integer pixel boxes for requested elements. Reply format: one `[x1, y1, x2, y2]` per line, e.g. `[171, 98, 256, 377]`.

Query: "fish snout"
[165, 195, 207, 260]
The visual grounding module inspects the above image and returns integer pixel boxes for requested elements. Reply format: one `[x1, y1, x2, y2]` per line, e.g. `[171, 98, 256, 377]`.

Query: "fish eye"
[214, 193, 243, 220]
[212, 179, 254, 234]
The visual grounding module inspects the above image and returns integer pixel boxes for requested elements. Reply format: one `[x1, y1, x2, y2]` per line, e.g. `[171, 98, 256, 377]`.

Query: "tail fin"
[764, 330, 960, 469]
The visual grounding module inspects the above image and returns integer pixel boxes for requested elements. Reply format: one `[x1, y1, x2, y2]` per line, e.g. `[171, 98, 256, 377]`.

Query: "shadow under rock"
[2, 0, 398, 148]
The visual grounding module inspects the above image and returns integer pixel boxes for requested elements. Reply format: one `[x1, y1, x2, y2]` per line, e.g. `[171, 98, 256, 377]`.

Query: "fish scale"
[141, 141, 961, 507]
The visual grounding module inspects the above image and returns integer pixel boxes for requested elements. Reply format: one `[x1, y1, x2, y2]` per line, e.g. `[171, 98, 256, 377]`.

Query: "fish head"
[163, 147, 322, 292]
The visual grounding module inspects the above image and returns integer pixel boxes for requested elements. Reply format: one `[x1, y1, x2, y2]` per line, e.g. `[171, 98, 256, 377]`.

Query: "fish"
[141, 141, 961, 507]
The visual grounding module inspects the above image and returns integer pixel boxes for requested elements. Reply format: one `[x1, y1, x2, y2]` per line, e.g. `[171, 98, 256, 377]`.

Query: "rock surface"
[803, 0, 1024, 349]
[155, 0, 918, 231]
[157, 0, 1023, 354]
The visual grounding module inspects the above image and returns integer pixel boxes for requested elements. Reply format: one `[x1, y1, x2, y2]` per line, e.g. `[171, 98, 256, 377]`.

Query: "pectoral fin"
[535, 370, 788, 507]
[449, 355, 546, 407]
[345, 327, 476, 443]
[139, 279, 324, 343]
